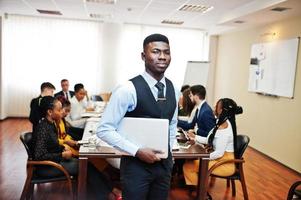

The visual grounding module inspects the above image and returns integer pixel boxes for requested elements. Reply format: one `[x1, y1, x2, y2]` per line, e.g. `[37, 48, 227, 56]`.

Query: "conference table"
[78, 120, 210, 200]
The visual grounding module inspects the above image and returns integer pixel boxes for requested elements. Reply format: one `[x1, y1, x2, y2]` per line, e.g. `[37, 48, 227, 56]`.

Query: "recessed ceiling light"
[36, 9, 62, 15]
[178, 4, 213, 13]
[161, 19, 184, 25]
[270, 7, 291, 12]
[85, 0, 116, 4]
[89, 13, 112, 19]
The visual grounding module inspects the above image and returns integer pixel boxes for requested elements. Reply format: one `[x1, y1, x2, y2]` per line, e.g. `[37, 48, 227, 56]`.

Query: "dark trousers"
[120, 153, 173, 200]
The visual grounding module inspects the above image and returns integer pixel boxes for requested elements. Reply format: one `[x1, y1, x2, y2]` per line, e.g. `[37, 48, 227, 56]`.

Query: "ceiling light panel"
[85, 0, 116, 4]
[178, 4, 214, 13]
[89, 13, 112, 19]
[161, 19, 184, 25]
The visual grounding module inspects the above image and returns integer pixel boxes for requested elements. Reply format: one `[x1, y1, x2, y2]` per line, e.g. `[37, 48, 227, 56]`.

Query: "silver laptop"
[117, 117, 169, 158]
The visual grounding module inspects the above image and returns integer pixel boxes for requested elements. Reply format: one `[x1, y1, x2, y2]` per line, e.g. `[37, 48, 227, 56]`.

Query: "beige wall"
[214, 15, 301, 172]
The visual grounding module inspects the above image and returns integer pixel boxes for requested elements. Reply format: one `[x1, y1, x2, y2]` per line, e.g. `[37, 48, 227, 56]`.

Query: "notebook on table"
[117, 117, 169, 158]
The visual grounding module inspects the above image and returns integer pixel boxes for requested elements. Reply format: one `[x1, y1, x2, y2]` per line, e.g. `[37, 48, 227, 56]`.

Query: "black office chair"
[287, 181, 301, 200]
[20, 132, 75, 200]
[91, 95, 103, 101]
[207, 135, 250, 200]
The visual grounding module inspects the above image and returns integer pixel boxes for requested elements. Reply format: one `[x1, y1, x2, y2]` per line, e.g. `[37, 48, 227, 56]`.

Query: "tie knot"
[155, 82, 165, 99]
[155, 82, 164, 91]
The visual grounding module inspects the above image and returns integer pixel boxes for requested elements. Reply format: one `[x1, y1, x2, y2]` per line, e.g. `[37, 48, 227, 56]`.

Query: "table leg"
[78, 157, 88, 200]
[196, 158, 209, 200]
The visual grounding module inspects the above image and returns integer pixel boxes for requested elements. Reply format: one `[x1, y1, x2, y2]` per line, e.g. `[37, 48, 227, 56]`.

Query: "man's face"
[75, 88, 86, 101]
[61, 81, 69, 92]
[189, 92, 195, 103]
[43, 88, 55, 97]
[142, 41, 171, 78]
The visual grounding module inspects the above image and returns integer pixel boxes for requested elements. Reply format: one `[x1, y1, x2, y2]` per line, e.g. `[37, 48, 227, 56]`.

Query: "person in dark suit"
[177, 85, 215, 137]
[55, 79, 75, 100]
[97, 33, 179, 200]
[29, 82, 56, 132]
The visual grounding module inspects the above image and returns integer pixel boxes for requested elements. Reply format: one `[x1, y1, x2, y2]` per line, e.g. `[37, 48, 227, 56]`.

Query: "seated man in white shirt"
[66, 83, 90, 128]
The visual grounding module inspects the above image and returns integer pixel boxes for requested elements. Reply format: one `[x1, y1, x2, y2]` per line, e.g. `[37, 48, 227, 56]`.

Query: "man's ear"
[141, 52, 145, 61]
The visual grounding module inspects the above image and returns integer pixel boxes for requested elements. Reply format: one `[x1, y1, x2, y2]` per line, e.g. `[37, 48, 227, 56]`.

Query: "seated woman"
[55, 95, 79, 157]
[178, 85, 190, 116]
[180, 88, 197, 123]
[32, 96, 115, 199]
[183, 98, 243, 185]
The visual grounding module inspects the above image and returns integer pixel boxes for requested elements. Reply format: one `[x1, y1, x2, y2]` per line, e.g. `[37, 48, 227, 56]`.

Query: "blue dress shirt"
[97, 71, 179, 156]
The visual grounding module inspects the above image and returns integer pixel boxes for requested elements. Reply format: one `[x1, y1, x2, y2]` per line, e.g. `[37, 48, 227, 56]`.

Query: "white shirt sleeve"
[209, 132, 230, 160]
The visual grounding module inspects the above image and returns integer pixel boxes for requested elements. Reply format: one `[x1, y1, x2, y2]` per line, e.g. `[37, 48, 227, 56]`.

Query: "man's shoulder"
[200, 102, 214, 114]
[30, 96, 41, 106]
[54, 91, 63, 97]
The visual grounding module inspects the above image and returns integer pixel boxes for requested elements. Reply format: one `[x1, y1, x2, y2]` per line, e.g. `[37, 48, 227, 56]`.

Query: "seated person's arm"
[187, 131, 207, 145]
[177, 119, 195, 130]
[34, 126, 64, 162]
[209, 133, 229, 160]
[65, 114, 87, 129]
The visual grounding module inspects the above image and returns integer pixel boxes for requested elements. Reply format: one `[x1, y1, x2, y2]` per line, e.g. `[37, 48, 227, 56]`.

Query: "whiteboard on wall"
[248, 38, 299, 98]
[183, 61, 210, 87]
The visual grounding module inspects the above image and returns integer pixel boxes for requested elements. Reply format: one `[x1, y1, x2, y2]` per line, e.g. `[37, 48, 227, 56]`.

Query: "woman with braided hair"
[183, 98, 243, 186]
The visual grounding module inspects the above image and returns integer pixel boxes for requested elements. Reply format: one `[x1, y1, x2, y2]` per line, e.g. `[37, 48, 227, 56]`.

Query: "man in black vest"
[29, 82, 56, 132]
[97, 33, 178, 200]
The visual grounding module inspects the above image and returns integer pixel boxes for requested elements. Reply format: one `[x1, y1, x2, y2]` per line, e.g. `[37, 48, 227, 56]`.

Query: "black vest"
[125, 75, 176, 123]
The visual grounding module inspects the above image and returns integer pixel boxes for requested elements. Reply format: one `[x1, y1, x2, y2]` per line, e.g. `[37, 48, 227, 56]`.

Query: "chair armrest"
[208, 158, 245, 175]
[27, 160, 71, 178]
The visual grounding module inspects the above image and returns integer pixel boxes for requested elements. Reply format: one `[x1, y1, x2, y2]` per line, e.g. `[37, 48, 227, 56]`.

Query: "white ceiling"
[0, 0, 300, 34]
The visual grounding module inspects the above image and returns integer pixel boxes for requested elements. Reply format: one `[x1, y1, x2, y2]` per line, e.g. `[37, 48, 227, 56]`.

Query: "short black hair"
[190, 85, 206, 100]
[61, 79, 68, 83]
[40, 96, 56, 118]
[181, 85, 190, 93]
[143, 33, 169, 49]
[40, 82, 55, 92]
[74, 83, 84, 93]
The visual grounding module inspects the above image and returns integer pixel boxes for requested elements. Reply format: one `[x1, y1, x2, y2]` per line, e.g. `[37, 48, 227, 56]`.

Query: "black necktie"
[65, 92, 68, 100]
[155, 82, 165, 100]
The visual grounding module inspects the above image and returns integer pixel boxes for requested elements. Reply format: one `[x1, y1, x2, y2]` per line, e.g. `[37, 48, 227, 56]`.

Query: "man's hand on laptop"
[136, 148, 162, 163]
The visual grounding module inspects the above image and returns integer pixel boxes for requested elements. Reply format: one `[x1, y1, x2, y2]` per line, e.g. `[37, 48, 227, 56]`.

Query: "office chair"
[20, 132, 75, 200]
[91, 95, 103, 101]
[207, 135, 250, 200]
[287, 181, 301, 200]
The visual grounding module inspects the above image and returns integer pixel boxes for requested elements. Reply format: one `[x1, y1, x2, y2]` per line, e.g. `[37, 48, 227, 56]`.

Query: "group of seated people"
[29, 79, 94, 133]
[28, 79, 243, 199]
[177, 84, 243, 188]
[29, 79, 121, 200]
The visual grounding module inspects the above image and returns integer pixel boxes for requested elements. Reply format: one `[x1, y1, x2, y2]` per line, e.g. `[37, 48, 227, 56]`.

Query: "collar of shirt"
[196, 100, 206, 116]
[142, 71, 166, 99]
